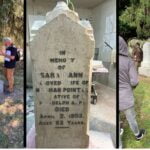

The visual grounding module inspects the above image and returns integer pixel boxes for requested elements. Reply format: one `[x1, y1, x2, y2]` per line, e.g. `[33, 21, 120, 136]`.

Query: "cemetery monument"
[30, 1, 95, 148]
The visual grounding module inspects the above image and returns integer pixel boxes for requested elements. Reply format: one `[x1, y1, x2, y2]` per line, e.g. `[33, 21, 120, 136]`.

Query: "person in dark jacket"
[119, 36, 145, 148]
[0, 37, 17, 93]
[131, 42, 143, 72]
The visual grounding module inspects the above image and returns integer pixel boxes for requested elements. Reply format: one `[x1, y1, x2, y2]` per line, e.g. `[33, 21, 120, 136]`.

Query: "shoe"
[135, 129, 145, 140]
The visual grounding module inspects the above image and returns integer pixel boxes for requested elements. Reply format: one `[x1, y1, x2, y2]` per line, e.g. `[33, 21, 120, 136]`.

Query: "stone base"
[27, 126, 114, 148]
[139, 67, 150, 77]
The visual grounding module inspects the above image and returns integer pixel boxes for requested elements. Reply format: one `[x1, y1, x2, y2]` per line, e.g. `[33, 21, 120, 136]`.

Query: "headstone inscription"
[139, 42, 150, 77]
[30, 1, 95, 148]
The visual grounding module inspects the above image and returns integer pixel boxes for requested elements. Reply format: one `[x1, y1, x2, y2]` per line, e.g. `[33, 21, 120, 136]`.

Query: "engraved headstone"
[30, 1, 95, 148]
[139, 42, 150, 76]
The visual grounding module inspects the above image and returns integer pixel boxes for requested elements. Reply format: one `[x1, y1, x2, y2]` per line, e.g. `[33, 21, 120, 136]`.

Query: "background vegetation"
[0, 1, 24, 147]
[119, 0, 150, 41]
[0, 0, 24, 46]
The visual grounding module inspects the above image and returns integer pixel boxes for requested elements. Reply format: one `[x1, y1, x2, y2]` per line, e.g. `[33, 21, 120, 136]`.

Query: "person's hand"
[0, 50, 5, 56]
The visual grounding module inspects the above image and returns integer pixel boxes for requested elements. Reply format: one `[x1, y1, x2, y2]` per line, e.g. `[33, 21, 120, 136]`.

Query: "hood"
[119, 36, 128, 56]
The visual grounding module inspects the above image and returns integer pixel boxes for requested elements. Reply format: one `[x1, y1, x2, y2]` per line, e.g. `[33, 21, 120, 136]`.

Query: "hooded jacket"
[119, 36, 139, 111]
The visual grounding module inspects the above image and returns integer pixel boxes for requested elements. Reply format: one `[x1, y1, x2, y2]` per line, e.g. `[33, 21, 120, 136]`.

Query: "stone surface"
[26, 83, 116, 148]
[30, 1, 94, 148]
[27, 126, 114, 148]
[139, 42, 150, 77]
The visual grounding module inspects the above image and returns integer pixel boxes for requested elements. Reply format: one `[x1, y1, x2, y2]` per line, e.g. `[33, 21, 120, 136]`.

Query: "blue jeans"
[119, 107, 139, 148]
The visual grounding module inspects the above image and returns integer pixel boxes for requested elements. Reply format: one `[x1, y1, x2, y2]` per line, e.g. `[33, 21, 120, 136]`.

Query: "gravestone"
[30, 1, 95, 148]
[139, 42, 150, 77]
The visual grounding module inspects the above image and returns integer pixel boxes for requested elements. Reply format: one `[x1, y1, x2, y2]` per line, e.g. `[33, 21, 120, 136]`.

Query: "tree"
[0, 0, 23, 46]
[119, 0, 150, 40]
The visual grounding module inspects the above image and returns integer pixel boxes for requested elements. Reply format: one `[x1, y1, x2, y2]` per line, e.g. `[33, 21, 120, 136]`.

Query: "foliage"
[119, 0, 150, 40]
[0, 0, 23, 46]
[119, 0, 130, 14]
[66, 0, 75, 11]
[119, 20, 137, 41]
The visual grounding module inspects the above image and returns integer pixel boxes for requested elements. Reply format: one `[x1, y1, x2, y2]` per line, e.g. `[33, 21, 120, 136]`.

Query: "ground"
[0, 61, 24, 148]
[121, 76, 150, 148]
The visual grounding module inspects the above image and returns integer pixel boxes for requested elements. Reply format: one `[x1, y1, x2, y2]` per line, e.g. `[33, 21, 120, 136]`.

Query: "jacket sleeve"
[129, 59, 139, 87]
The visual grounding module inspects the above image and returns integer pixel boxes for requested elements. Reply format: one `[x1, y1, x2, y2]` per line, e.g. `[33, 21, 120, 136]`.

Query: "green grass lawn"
[121, 76, 150, 148]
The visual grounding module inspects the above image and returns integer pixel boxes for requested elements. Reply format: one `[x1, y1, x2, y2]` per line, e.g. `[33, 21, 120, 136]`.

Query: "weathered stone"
[30, 1, 94, 148]
[139, 42, 150, 77]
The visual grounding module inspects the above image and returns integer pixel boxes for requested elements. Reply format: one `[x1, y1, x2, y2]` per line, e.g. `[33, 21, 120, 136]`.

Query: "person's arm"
[5, 54, 15, 60]
[1, 51, 15, 60]
[0, 46, 6, 55]
[129, 59, 139, 88]
[0, 50, 3, 55]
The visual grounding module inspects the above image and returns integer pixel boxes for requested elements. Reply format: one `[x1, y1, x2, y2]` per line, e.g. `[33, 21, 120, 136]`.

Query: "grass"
[0, 62, 24, 148]
[121, 76, 150, 148]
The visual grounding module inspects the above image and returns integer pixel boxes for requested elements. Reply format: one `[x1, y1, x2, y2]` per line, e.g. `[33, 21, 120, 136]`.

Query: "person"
[0, 37, 17, 93]
[131, 42, 143, 72]
[119, 36, 145, 148]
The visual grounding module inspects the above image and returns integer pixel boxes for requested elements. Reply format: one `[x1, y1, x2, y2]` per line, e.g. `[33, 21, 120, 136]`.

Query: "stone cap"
[46, 1, 79, 23]
[45, 1, 94, 41]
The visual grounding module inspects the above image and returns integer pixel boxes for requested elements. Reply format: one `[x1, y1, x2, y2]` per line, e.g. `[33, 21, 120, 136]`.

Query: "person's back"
[131, 43, 143, 72]
[132, 44, 143, 62]
[119, 36, 145, 148]
[119, 36, 139, 111]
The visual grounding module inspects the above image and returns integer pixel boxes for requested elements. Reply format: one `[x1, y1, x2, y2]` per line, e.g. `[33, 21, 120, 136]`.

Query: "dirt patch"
[139, 75, 150, 84]
[0, 61, 24, 148]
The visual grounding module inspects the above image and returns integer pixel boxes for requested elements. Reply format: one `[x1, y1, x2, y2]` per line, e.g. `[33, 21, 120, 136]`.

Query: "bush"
[119, 21, 137, 41]
[119, 0, 150, 40]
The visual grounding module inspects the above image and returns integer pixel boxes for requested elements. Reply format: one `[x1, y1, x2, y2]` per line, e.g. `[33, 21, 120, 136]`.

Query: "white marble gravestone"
[30, 1, 95, 148]
[139, 42, 150, 76]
